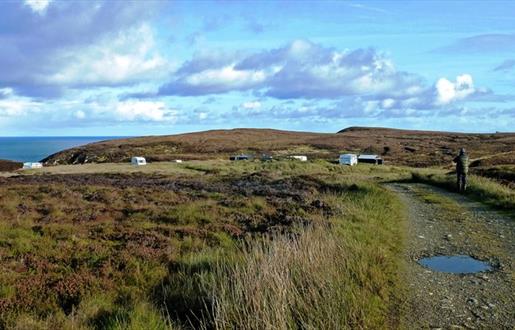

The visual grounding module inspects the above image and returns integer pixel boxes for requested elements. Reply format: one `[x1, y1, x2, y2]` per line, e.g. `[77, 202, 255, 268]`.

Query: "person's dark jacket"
[453, 154, 469, 174]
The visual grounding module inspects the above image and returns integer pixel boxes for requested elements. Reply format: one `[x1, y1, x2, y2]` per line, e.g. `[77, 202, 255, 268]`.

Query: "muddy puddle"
[418, 255, 492, 274]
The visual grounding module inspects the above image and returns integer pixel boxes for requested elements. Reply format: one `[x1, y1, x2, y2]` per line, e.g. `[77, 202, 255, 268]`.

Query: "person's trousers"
[457, 173, 467, 192]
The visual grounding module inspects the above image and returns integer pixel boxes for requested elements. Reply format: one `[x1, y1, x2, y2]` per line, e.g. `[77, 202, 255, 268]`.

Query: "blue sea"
[0, 137, 125, 162]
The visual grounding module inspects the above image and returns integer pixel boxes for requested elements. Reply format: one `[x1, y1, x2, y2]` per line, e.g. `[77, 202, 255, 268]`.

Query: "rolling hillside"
[42, 127, 515, 167]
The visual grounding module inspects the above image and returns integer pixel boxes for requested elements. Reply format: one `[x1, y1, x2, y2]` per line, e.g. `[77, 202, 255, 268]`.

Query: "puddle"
[418, 255, 492, 274]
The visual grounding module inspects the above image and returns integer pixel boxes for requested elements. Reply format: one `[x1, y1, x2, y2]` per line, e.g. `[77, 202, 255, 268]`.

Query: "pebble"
[445, 234, 453, 240]
[467, 298, 478, 305]
[418, 235, 425, 239]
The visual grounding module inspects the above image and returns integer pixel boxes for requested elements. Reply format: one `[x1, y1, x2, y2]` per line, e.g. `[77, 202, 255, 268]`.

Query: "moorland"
[0, 127, 513, 329]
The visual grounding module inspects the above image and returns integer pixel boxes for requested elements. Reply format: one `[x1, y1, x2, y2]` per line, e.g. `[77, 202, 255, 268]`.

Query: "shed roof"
[358, 154, 381, 160]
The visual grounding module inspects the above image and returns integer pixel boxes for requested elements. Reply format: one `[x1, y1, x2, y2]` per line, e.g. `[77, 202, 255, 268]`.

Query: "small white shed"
[131, 157, 147, 166]
[339, 154, 358, 166]
[172, 159, 183, 163]
[23, 162, 43, 169]
[358, 154, 383, 165]
[291, 155, 308, 162]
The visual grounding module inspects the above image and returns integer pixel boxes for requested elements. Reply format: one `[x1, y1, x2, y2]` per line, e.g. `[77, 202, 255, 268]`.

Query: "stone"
[467, 298, 478, 305]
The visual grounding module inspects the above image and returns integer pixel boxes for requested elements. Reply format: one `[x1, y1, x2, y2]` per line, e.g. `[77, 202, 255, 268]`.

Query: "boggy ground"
[0, 161, 406, 329]
[388, 183, 514, 329]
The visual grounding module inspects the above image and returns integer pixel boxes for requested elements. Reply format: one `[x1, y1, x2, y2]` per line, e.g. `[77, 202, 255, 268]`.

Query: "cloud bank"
[159, 40, 483, 113]
[0, 1, 165, 98]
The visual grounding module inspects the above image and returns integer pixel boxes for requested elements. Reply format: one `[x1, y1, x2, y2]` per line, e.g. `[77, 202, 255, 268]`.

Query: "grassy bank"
[409, 169, 515, 216]
[0, 161, 406, 329]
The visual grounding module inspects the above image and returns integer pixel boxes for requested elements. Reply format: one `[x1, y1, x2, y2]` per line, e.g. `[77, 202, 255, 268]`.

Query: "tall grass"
[208, 227, 350, 329]
[199, 183, 405, 329]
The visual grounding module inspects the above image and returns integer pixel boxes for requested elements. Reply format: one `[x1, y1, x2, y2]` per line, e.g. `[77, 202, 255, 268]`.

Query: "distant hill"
[0, 160, 22, 172]
[43, 127, 515, 167]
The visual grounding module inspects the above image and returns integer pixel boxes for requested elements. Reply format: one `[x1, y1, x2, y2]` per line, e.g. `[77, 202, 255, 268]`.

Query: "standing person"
[453, 148, 469, 192]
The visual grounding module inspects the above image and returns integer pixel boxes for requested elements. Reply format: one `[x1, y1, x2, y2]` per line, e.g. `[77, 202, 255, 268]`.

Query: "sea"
[0, 137, 125, 162]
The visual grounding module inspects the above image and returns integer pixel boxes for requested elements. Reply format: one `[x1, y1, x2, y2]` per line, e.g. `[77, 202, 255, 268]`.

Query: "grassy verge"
[408, 169, 515, 217]
[193, 180, 405, 329]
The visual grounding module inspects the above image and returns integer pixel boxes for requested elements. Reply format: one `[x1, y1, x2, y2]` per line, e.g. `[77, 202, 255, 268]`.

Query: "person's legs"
[456, 173, 461, 192]
[462, 174, 467, 192]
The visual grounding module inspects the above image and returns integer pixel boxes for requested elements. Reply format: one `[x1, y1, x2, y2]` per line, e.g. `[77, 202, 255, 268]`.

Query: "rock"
[445, 234, 453, 240]
[467, 298, 479, 305]
[418, 235, 425, 239]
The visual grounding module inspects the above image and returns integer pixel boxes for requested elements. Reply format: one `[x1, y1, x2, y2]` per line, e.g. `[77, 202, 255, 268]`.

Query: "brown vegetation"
[0, 160, 22, 172]
[0, 161, 406, 329]
[43, 127, 515, 167]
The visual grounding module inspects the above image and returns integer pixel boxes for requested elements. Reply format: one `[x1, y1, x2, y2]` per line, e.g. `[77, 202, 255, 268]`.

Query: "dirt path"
[387, 183, 514, 329]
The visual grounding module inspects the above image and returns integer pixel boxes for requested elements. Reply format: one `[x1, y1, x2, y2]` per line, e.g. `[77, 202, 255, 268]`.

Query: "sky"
[1, 0, 514, 136]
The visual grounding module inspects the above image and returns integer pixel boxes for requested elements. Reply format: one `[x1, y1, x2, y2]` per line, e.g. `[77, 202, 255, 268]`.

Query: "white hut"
[290, 155, 308, 162]
[131, 157, 147, 166]
[339, 154, 358, 166]
[23, 162, 43, 169]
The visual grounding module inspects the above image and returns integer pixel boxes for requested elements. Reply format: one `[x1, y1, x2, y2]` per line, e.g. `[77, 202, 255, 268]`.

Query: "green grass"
[165, 180, 406, 329]
[0, 160, 408, 329]
[409, 169, 515, 217]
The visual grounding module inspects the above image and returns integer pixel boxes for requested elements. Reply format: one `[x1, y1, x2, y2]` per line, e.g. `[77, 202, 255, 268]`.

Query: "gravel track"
[387, 183, 514, 329]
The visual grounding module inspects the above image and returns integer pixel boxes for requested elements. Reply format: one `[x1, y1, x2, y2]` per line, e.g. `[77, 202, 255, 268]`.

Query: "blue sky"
[0, 0, 514, 136]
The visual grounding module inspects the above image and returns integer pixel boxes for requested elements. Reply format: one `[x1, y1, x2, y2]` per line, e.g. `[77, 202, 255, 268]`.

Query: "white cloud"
[46, 25, 167, 87]
[185, 65, 267, 90]
[160, 41, 424, 99]
[24, 0, 51, 14]
[0, 88, 14, 98]
[381, 98, 395, 109]
[115, 100, 171, 122]
[0, 88, 42, 118]
[435, 74, 475, 105]
[74, 110, 86, 119]
[241, 101, 262, 109]
[0, 97, 40, 117]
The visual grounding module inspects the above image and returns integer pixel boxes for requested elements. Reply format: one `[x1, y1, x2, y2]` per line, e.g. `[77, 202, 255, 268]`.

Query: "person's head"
[459, 148, 466, 155]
